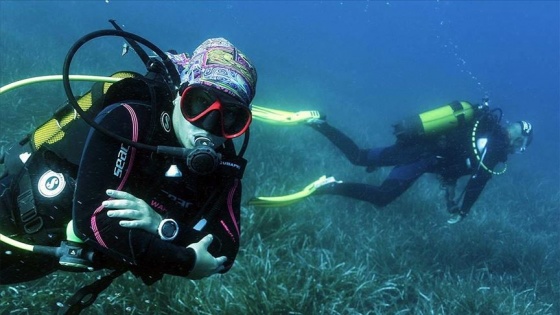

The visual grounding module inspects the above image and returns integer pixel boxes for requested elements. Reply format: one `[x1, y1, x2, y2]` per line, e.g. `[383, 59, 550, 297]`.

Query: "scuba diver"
[250, 100, 534, 224]
[0, 25, 257, 313]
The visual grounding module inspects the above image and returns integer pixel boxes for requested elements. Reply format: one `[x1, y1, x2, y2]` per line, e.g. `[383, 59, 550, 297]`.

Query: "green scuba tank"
[393, 101, 477, 141]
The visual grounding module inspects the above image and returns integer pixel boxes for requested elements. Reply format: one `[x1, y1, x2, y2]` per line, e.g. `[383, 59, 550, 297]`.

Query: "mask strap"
[179, 82, 189, 96]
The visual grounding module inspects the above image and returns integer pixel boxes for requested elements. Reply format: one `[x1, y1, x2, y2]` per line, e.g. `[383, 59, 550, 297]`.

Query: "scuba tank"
[393, 100, 488, 141]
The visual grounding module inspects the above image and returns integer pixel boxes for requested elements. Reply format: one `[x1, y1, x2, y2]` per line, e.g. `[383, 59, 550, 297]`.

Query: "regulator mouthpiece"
[194, 136, 213, 147]
[157, 137, 221, 175]
[187, 136, 221, 175]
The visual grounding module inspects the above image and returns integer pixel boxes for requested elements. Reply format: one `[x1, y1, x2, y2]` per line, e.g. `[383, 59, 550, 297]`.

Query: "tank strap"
[450, 101, 467, 126]
[16, 170, 44, 234]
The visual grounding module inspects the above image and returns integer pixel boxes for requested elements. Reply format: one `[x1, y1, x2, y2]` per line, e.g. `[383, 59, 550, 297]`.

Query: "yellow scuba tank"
[393, 101, 477, 140]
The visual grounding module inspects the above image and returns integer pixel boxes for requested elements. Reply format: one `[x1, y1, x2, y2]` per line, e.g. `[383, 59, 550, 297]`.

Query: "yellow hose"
[0, 75, 122, 95]
[0, 232, 34, 252]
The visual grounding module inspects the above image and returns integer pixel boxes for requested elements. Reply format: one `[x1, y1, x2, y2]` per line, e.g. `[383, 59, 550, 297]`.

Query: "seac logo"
[160, 112, 171, 133]
[38, 170, 66, 198]
[114, 144, 130, 178]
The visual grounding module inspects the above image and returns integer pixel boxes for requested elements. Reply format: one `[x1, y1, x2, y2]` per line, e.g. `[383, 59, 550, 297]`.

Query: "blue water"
[1, 1, 558, 312]
[1, 1, 558, 198]
[2, 1, 558, 175]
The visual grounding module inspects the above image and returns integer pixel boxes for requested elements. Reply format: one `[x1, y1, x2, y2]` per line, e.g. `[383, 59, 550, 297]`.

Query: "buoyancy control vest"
[1, 71, 170, 252]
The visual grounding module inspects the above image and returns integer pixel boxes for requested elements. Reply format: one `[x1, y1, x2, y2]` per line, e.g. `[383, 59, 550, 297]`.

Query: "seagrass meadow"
[1, 1, 559, 314]
[0, 121, 559, 314]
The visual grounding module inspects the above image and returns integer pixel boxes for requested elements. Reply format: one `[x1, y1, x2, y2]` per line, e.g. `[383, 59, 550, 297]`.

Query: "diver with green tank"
[250, 99, 534, 224]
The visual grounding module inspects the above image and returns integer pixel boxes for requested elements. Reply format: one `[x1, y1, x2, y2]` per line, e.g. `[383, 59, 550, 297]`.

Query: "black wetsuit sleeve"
[460, 125, 508, 217]
[460, 171, 491, 216]
[73, 103, 195, 276]
[172, 177, 242, 273]
[211, 178, 242, 272]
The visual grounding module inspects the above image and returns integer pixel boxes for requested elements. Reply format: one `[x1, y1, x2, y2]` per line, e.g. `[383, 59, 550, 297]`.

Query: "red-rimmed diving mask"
[180, 84, 252, 139]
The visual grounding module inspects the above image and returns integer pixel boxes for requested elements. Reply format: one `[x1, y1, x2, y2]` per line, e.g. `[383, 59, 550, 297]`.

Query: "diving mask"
[180, 84, 252, 139]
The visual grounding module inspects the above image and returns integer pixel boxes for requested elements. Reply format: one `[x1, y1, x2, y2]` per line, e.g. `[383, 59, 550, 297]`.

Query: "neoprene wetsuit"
[0, 100, 242, 284]
[310, 112, 509, 217]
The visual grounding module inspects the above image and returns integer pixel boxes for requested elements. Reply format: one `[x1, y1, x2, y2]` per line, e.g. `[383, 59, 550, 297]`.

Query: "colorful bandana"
[167, 38, 257, 106]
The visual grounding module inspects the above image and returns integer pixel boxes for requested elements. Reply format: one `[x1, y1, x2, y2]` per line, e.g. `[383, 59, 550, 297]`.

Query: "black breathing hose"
[62, 29, 184, 157]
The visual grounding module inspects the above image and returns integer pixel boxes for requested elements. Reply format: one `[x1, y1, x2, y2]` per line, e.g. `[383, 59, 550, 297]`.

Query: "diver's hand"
[447, 213, 463, 224]
[446, 204, 464, 224]
[104, 189, 163, 234]
[187, 234, 227, 280]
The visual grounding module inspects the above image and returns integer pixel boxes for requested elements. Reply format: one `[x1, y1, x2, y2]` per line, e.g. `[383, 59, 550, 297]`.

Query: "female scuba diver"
[0, 37, 258, 287]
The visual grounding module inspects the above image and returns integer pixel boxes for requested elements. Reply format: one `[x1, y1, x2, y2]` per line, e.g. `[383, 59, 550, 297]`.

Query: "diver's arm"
[174, 178, 242, 273]
[101, 176, 240, 275]
[73, 103, 141, 255]
[459, 171, 491, 217]
[104, 189, 163, 234]
[126, 228, 225, 278]
[72, 103, 212, 277]
[212, 178, 242, 272]
[114, 178, 239, 276]
[459, 127, 509, 217]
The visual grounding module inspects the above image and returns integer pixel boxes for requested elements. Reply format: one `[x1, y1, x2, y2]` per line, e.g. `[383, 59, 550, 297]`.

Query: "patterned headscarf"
[167, 38, 257, 106]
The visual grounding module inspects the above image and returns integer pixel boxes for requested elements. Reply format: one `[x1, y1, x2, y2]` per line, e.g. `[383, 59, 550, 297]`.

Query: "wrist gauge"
[158, 219, 179, 241]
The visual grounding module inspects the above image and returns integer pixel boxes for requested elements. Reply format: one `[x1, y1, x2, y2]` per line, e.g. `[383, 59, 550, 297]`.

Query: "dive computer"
[158, 218, 179, 241]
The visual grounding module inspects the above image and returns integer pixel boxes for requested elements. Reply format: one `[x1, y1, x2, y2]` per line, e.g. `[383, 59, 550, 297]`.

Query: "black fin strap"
[57, 269, 126, 315]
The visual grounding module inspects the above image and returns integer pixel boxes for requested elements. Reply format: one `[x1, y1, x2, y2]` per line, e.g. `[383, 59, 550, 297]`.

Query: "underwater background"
[1, 1, 558, 314]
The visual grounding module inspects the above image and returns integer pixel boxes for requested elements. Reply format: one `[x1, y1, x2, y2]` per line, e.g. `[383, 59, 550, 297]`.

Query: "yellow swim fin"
[248, 175, 340, 207]
[251, 105, 322, 125]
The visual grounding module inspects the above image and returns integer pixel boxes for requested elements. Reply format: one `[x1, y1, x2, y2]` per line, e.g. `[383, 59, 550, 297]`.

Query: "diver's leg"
[309, 121, 371, 166]
[317, 157, 435, 207]
[366, 141, 432, 167]
[309, 121, 432, 171]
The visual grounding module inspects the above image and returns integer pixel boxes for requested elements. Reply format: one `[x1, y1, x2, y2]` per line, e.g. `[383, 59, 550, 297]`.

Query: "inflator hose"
[0, 75, 121, 95]
[0, 232, 58, 256]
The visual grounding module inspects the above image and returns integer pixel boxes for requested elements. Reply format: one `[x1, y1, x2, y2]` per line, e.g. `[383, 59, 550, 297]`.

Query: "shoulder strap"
[27, 72, 143, 168]
[31, 71, 142, 153]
